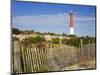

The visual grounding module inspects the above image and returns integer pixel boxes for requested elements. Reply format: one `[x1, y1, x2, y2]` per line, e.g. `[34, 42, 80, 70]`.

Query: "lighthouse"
[70, 10, 74, 35]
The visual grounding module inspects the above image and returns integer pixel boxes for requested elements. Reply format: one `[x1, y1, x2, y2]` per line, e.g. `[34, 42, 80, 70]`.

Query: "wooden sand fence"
[12, 41, 95, 73]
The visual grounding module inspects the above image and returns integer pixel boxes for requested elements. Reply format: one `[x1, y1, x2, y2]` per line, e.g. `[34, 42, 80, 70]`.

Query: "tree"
[61, 33, 67, 36]
[79, 36, 95, 45]
[68, 35, 76, 37]
[12, 28, 22, 35]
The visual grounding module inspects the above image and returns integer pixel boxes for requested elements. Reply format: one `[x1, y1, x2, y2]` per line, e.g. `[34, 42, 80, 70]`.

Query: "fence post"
[80, 39, 84, 62]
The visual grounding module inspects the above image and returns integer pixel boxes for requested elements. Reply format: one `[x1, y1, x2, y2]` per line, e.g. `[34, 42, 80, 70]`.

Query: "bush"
[52, 38, 60, 44]
[22, 36, 46, 44]
[67, 37, 80, 47]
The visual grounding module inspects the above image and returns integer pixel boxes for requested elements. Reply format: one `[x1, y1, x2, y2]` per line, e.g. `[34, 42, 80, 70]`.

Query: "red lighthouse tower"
[70, 10, 74, 35]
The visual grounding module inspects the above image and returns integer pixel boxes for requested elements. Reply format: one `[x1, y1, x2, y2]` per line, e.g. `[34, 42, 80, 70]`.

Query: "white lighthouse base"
[70, 27, 74, 35]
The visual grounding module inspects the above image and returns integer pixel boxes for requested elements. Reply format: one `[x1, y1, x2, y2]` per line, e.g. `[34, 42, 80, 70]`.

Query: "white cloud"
[12, 13, 69, 27]
[12, 13, 95, 27]
[12, 13, 95, 36]
[75, 15, 95, 25]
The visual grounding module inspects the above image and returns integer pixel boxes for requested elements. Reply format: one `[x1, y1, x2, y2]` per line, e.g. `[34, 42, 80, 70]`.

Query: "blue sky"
[12, 0, 96, 37]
